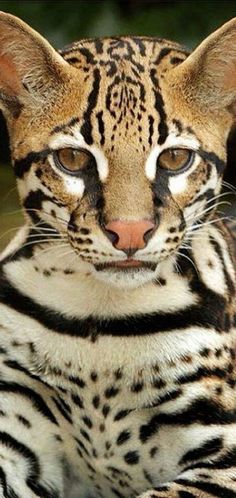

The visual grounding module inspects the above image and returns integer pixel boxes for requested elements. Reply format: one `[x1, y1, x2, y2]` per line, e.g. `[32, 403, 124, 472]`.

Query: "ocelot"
[0, 11, 235, 498]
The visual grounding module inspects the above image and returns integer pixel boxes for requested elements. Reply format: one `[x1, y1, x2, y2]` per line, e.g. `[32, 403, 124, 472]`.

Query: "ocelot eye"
[157, 148, 194, 173]
[54, 148, 95, 174]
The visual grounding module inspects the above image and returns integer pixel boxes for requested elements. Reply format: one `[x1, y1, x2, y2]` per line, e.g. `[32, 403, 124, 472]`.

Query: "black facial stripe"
[50, 117, 79, 136]
[187, 188, 215, 211]
[148, 115, 154, 146]
[23, 189, 63, 224]
[154, 47, 172, 65]
[152, 171, 171, 215]
[198, 149, 226, 174]
[96, 110, 105, 146]
[150, 69, 168, 145]
[80, 68, 101, 145]
[14, 149, 50, 179]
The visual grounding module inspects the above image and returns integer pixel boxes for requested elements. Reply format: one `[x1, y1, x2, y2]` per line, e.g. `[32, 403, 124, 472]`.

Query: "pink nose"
[104, 220, 156, 254]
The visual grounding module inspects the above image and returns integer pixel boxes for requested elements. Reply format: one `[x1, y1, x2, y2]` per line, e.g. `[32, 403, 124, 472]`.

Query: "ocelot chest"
[49, 363, 181, 498]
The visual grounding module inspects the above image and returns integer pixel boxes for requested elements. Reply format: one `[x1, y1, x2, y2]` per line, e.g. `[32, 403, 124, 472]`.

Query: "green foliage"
[0, 0, 235, 49]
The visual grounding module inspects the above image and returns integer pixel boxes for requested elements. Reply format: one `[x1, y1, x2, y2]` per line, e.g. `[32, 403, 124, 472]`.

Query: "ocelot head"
[0, 12, 235, 288]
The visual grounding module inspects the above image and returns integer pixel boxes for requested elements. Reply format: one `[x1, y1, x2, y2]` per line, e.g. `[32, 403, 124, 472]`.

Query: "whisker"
[185, 201, 231, 224]
[222, 180, 236, 193]
[176, 251, 198, 275]
[34, 243, 70, 257]
[0, 225, 24, 242]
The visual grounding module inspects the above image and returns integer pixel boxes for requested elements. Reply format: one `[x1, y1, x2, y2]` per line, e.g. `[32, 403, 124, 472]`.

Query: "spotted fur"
[0, 11, 235, 498]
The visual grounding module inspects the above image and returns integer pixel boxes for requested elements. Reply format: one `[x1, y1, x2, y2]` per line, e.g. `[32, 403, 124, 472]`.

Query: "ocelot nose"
[104, 220, 156, 256]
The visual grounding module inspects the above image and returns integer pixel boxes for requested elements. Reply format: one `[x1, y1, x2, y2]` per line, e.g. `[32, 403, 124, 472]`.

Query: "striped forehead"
[60, 37, 189, 148]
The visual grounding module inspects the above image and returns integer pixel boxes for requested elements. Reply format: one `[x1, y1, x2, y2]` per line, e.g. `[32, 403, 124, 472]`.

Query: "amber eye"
[157, 148, 194, 173]
[54, 148, 94, 174]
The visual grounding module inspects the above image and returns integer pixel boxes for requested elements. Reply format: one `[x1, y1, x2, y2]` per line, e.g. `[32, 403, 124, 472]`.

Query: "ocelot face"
[0, 14, 234, 288]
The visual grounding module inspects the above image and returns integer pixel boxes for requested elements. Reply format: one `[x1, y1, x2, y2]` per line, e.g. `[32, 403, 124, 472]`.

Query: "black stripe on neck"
[0, 268, 228, 337]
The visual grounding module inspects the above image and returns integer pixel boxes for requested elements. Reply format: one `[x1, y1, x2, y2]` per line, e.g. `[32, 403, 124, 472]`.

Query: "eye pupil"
[54, 148, 94, 174]
[157, 148, 193, 173]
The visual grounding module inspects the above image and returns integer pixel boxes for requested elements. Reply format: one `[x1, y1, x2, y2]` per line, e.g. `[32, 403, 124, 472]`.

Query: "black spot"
[80, 228, 90, 235]
[199, 348, 211, 357]
[114, 368, 123, 380]
[68, 375, 86, 388]
[152, 378, 166, 389]
[82, 416, 93, 429]
[150, 446, 158, 458]
[91, 371, 98, 382]
[114, 409, 131, 422]
[92, 447, 98, 458]
[116, 430, 131, 446]
[102, 405, 110, 418]
[105, 386, 120, 398]
[43, 270, 51, 277]
[80, 428, 91, 442]
[64, 269, 74, 275]
[131, 381, 144, 393]
[92, 395, 100, 409]
[124, 450, 139, 465]
[71, 393, 84, 409]
[16, 415, 31, 429]
[67, 56, 79, 64]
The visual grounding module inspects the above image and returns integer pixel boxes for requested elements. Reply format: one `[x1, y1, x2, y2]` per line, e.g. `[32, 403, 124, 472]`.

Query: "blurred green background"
[0, 0, 236, 250]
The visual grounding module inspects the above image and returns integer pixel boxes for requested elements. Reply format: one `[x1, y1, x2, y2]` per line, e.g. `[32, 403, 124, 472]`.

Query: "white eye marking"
[168, 174, 187, 194]
[145, 146, 160, 181]
[64, 176, 85, 197]
[145, 132, 200, 181]
[47, 154, 85, 197]
[49, 128, 109, 182]
[90, 144, 109, 182]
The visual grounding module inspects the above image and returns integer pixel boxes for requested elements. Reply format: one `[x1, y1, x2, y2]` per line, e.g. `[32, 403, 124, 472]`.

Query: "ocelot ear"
[0, 11, 70, 117]
[171, 18, 236, 114]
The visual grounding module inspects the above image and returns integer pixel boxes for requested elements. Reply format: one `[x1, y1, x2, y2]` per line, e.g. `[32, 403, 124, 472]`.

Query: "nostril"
[104, 228, 119, 246]
[143, 225, 156, 244]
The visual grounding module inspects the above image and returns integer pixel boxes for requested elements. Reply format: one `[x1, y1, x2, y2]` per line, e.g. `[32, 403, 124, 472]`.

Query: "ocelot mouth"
[94, 260, 156, 271]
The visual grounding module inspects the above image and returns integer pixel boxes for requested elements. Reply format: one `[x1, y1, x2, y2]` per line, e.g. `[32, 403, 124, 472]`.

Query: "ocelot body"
[0, 12, 235, 498]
